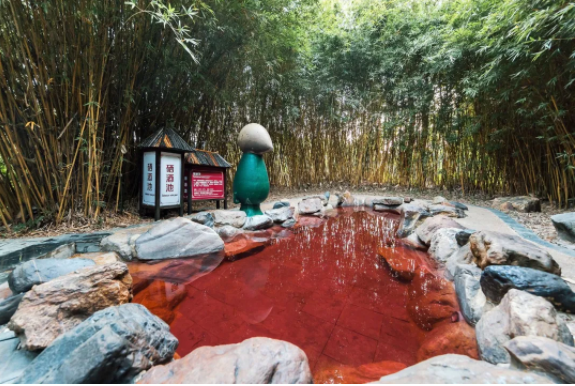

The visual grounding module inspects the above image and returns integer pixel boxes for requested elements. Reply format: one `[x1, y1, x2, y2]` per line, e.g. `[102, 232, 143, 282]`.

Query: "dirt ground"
[1, 184, 572, 249]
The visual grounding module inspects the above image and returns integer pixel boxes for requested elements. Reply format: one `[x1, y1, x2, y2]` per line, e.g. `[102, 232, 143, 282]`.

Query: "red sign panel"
[187, 168, 225, 200]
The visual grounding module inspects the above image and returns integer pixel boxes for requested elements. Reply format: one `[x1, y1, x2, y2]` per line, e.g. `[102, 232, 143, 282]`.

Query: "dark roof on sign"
[139, 127, 195, 152]
[186, 149, 232, 168]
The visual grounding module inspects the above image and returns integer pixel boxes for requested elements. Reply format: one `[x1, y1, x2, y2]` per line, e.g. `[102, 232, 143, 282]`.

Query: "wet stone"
[551, 212, 575, 243]
[454, 264, 485, 326]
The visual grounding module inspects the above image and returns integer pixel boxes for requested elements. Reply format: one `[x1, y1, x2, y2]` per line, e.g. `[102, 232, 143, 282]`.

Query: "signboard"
[191, 168, 225, 200]
[142, 151, 156, 206]
[160, 153, 181, 206]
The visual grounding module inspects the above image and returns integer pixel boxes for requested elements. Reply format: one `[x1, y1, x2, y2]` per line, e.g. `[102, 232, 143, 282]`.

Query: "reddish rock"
[224, 239, 267, 261]
[378, 246, 426, 281]
[132, 280, 187, 324]
[407, 266, 459, 330]
[416, 322, 479, 362]
[314, 360, 407, 384]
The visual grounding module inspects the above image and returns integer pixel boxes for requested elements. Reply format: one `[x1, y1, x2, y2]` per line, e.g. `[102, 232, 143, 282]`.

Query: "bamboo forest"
[1, 0, 575, 228]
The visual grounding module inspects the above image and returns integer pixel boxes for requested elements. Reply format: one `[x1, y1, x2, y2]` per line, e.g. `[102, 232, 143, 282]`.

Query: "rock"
[492, 196, 541, 213]
[445, 245, 474, 280]
[428, 228, 461, 264]
[324, 191, 331, 201]
[8, 257, 96, 293]
[432, 196, 447, 205]
[374, 204, 403, 215]
[416, 322, 479, 362]
[404, 197, 413, 203]
[273, 200, 290, 209]
[16, 304, 177, 384]
[238, 123, 274, 154]
[449, 201, 469, 211]
[100, 229, 144, 261]
[378, 246, 427, 281]
[429, 204, 466, 218]
[0, 293, 24, 325]
[243, 215, 274, 231]
[373, 197, 403, 206]
[132, 280, 187, 324]
[407, 267, 459, 330]
[500, 202, 515, 212]
[135, 217, 224, 261]
[469, 231, 560, 275]
[281, 218, 297, 228]
[212, 210, 247, 228]
[298, 197, 323, 214]
[265, 206, 295, 223]
[224, 239, 267, 261]
[0, 328, 38, 384]
[551, 212, 575, 243]
[398, 232, 428, 251]
[372, 354, 552, 384]
[8, 262, 133, 350]
[480, 265, 575, 313]
[314, 361, 406, 384]
[0, 282, 11, 300]
[41, 243, 76, 259]
[475, 289, 573, 365]
[190, 211, 214, 228]
[415, 215, 465, 246]
[505, 336, 575, 383]
[396, 202, 431, 238]
[455, 229, 475, 246]
[454, 264, 485, 326]
[215, 225, 242, 242]
[138, 337, 311, 384]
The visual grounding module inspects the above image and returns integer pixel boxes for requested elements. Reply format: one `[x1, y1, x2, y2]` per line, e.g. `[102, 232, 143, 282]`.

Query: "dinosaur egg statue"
[233, 124, 273, 216]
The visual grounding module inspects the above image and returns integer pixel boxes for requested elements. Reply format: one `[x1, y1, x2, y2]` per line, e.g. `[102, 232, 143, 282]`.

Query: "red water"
[129, 210, 434, 380]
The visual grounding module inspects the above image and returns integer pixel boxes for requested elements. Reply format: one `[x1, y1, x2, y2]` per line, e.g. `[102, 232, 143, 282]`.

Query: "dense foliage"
[1, 0, 574, 227]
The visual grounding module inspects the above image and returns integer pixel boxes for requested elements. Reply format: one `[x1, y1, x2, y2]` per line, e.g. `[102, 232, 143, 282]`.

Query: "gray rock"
[100, 229, 145, 261]
[238, 123, 273, 154]
[8, 258, 96, 294]
[396, 202, 431, 238]
[481, 265, 575, 313]
[138, 337, 311, 384]
[373, 203, 403, 215]
[243, 215, 274, 231]
[281, 218, 297, 228]
[215, 226, 242, 242]
[446, 245, 474, 280]
[455, 229, 475, 246]
[429, 228, 461, 264]
[450, 201, 469, 211]
[372, 354, 551, 384]
[0, 293, 24, 325]
[190, 211, 214, 228]
[429, 204, 466, 218]
[470, 231, 561, 275]
[415, 215, 465, 246]
[399, 232, 428, 251]
[492, 196, 541, 213]
[551, 212, 575, 243]
[212, 210, 247, 228]
[273, 200, 290, 209]
[372, 197, 403, 206]
[41, 243, 75, 259]
[265, 206, 295, 223]
[0, 328, 38, 384]
[432, 196, 447, 205]
[298, 197, 323, 214]
[16, 303, 178, 384]
[324, 191, 331, 201]
[135, 217, 224, 261]
[506, 336, 575, 383]
[476, 289, 573, 364]
[454, 264, 485, 326]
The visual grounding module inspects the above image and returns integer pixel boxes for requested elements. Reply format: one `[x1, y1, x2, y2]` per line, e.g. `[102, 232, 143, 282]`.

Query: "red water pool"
[129, 209, 468, 382]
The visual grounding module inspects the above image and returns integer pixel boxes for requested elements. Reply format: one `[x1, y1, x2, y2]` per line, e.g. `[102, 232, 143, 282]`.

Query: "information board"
[142, 151, 156, 206]
[191, 168, 225, 200]
[160, 153, 181, 206]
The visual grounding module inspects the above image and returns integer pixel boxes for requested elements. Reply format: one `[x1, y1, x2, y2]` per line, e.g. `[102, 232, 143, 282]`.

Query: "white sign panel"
[160, 153, 181, 206]
[142, 152, 156, 206]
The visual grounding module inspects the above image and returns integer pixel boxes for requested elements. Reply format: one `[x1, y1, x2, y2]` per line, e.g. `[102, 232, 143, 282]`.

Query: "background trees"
[1, 0, 574, 228]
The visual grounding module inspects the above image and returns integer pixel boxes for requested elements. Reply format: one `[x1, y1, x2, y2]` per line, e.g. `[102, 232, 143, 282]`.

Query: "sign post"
[184, 166, 227, 214]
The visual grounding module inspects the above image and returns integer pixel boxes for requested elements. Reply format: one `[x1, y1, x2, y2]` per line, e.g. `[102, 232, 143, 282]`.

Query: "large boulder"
[505, 336, 575, 383]
[298, 197, 323, 214]
[481, 265, 575, 313]
[212, 210, 247, 228]
[415, 216, 465, 246]
[265, 206, 295, 224]
[454, 264, 485, 326]
[137, 337, 312, 384]
[372, 354, 551, 384]
[100, 228, 145, 261]
[8, 258, 96, 294]
[428, 228, 461, 264]
[135, 217, 224, 261]
[243, 215, 274, 231]
[0, 293, 24, 325]
[469, 231, 560, 275]
[0, 328, 38, 384]
[492, 196, 541, 213]
[16, 304, 177, 384]
[8, 262, 133, 350]
[551, 212, 575, 243]
[475, 289, 573, 365]
[238, 123, 274, 154]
